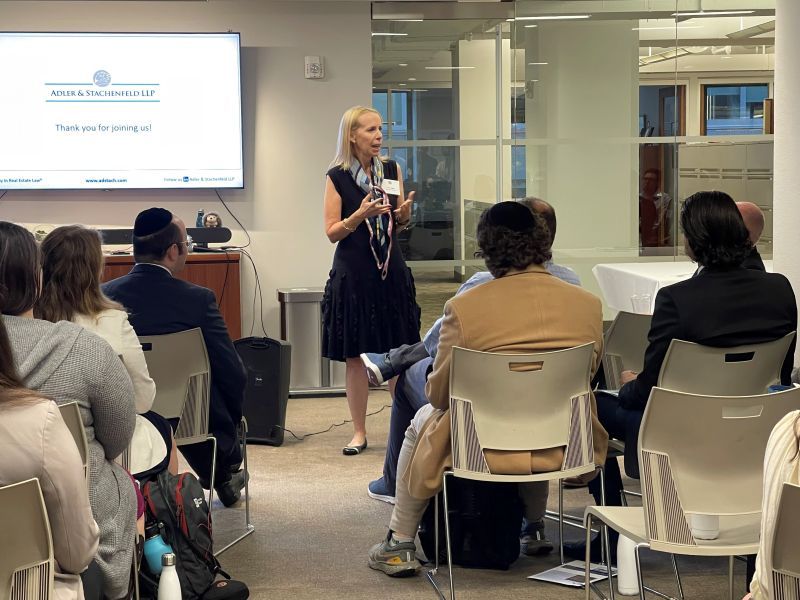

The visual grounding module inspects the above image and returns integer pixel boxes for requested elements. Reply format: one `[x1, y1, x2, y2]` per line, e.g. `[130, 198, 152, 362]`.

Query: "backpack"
[141, 471, 229, 599]
[418, 479, 523, 570]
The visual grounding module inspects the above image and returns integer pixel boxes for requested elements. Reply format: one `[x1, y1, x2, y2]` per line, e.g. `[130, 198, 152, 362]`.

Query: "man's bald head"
[517, 197, 556, 248]
[736, 202, 765, 244]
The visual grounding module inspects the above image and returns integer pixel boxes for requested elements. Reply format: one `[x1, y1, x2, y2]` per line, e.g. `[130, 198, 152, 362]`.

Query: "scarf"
[350, 157, 393, 280]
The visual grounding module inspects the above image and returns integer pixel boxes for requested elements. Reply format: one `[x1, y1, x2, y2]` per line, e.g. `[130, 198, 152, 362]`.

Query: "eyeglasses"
[177, 235, 194, 253]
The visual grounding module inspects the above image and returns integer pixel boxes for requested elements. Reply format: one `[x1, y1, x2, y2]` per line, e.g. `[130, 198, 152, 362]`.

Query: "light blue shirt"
[422, 260, 581, 358]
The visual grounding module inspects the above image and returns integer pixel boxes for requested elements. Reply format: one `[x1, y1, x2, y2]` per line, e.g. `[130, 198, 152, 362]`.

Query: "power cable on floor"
[277, 402, 392, 442]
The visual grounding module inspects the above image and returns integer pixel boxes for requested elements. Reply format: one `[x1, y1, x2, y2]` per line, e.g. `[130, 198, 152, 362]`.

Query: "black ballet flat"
[342, 439, 368, 456]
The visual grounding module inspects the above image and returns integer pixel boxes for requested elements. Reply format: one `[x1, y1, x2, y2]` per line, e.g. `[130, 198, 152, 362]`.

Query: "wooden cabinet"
[102, 252, 242, 340]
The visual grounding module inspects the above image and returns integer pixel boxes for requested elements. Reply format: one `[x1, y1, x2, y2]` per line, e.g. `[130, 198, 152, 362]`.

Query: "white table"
[593, 260, 774, 315]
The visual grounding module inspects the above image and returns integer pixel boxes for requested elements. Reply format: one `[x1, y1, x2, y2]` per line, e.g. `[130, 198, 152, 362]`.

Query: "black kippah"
[134, 207, 173, 236]
[484, 201, 535, 232]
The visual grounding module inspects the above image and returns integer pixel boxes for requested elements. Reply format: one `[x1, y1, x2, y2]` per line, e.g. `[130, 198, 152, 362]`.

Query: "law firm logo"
[93, 70, 111, 87]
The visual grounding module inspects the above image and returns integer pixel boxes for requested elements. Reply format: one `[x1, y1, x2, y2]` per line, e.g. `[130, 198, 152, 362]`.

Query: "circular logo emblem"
[93, 70, 111, 87]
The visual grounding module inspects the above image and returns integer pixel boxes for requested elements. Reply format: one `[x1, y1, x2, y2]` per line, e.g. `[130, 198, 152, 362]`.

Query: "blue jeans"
[588, 391, 644, 507]
[382, 355, 433, 494]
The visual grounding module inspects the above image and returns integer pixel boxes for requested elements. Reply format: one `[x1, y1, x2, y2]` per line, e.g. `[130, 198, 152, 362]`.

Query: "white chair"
[583, 386, 800, 600]
[0, 478, 54, 600]
[771, 482, 800, 599]
[602, 311, 652, 391]
[139, 328, 253, 552]
[657, 332, 795, 395]
[615, 332, 795, 507]
[139, 328, 216, 505]
[57, 402, 89, 486]
[58, 402, 141, 599]
[427, 343, 602, 599]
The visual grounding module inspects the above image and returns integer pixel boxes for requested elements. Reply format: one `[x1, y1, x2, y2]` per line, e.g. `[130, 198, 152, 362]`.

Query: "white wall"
[0, 0, 372, 337]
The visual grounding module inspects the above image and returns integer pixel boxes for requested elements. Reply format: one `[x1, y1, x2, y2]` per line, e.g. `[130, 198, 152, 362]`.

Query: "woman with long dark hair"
[0, 222, 136, 599]
[37, 224, 176, 477]
[570, 190, 798, 563]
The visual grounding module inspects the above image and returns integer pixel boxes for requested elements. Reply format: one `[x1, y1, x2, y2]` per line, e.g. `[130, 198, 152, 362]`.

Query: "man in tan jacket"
[368, 201, 607, 577]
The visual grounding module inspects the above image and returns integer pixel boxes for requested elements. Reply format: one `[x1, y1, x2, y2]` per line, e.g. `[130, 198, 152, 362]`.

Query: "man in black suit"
[567, 191, 797, 562]
[103, 208, 247, 506]
[737, 201, 766, 271]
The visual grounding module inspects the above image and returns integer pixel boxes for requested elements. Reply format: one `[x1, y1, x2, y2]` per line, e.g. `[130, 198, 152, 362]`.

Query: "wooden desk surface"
[102, 252, 242, 340]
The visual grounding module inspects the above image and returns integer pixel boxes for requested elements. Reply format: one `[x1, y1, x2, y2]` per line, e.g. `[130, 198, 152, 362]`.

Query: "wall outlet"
[304, 55, 324, 79]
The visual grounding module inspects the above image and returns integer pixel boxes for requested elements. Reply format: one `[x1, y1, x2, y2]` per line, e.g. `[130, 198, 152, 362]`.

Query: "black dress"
[322, 160, 421, 361]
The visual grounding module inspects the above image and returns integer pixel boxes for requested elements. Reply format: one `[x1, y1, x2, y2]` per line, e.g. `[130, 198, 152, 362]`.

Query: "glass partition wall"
[372, 0, 775, 318]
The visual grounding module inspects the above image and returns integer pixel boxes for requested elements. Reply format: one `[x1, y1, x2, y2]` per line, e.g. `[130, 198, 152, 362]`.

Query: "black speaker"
[234, 337, 291, 446]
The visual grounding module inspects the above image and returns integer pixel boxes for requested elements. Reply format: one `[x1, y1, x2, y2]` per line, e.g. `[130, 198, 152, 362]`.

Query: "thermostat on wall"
[305, 55, 324, 79]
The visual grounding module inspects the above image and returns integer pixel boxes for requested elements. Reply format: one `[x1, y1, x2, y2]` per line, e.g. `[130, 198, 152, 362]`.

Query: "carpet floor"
[207, 390, 747, 600]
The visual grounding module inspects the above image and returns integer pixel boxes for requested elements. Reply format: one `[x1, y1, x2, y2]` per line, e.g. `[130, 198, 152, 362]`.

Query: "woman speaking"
[322, 106, 421, 455]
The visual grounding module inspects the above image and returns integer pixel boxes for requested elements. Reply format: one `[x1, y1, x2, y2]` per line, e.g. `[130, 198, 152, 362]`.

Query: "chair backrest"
[602, 311, 652, 389]
[449, 344, 595, 476]
[638, 386, 800, 547]
[772, 482, 800, 597]
[657, 332, 795, 396]
[139, 328, 211, 445]
[0, 479, 54, 599]
[57, 402, 89, 484]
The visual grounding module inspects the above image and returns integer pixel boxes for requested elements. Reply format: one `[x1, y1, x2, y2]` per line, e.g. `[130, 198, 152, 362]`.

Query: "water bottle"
[158, 553, 182, 600]
[690, 514, 720, 540]
[196, 209, 205, 228]
[616, 534, 640, 595]
[143, 522, 173, 575]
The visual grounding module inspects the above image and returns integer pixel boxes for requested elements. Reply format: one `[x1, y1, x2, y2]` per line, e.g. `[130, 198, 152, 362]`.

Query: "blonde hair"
[330, 106, 382, 170]
[36, 225, 123, 323]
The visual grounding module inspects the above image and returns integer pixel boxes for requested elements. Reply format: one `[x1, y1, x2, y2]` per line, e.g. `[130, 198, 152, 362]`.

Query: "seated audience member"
[362, 198, 582, 553]
[0, 308, 100, 600]
[571, 191, 797, 562]
[37, 224, 177, 478]
[103, 208, 248, 506]
[736, 201, 766, 271]
[0, 222, 137, 599]
[367, 201, 607, 577]
[745, 411, 800, 600]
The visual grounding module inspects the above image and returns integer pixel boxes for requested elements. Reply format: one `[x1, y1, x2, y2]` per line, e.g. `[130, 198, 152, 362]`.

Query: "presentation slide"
[0, 33, 243, 189]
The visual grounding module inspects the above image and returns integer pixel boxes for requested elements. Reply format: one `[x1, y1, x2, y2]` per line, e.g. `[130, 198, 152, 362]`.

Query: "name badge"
[382, 178, 400, 195]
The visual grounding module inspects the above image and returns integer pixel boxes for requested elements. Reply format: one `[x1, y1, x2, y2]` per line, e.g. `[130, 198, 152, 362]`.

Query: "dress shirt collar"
[133, 262, 173, 277]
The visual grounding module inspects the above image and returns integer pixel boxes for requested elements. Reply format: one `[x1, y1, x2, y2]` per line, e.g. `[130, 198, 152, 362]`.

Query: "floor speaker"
[234, 337, 291, 446]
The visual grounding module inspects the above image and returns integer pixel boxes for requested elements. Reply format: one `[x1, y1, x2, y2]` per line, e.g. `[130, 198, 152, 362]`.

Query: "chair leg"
[442, 472, 455, 600]
[671, 554, 685, 600]
[728, 556, 735, 600]
[598, 468, 614, 592]
[434, 493, 440, 573]
[208, 435, 217, 508]
[558, 478, 565, 565]
[425, 491, 448, 600]
[634, 543, 646, 600]
[241, 418, 251, 526]
[584, 513, 593, 600]
[214, 419, 256, 556]
[604, 521, 616, 600]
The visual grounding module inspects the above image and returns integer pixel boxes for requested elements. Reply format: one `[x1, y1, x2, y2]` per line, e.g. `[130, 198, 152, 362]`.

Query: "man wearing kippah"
[363, 198, 582, 555]
[367, 201, 607, 577]
[103, 208, 247, 506]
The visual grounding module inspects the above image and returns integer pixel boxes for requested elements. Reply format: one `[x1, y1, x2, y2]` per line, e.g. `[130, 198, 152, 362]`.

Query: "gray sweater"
[4, 316, 137, 600]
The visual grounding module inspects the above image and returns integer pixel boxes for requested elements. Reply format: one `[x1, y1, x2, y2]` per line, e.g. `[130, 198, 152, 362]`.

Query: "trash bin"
[277, 287, 346, 396]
